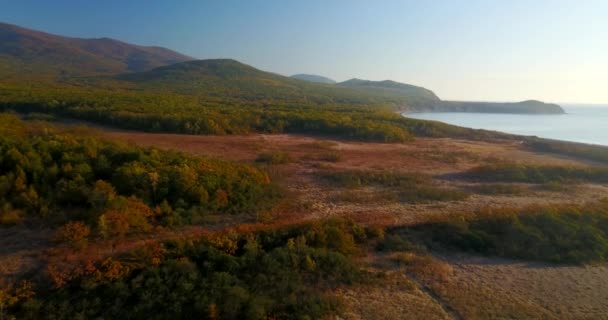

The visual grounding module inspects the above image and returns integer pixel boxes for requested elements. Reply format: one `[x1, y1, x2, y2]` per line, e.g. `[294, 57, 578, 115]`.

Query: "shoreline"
[401, 108, 608, 147]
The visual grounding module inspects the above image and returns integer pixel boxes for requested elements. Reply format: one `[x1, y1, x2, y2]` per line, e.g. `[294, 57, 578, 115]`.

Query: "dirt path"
[405, 271, 464, 320]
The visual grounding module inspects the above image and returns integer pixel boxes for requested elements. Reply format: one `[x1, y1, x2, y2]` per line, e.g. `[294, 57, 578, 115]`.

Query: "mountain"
[115, 59, 312, 97]
[0, 22, 563, 115]
[337, 78, 441, 110]
[0, 22, 192, 78]
[109, 60, 562, 114]
[438, 100, 565, 114]
[291, 74, 336, 84]
[112, 59, 441, 109]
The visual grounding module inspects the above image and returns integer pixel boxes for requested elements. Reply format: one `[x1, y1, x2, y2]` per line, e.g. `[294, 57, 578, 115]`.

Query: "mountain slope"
[291, 74, 336, 84]
[0, 22, 192, 78]
[112, 59, 442, 109]
[337, 78, 441, 110]
[438, 100, 564, 114]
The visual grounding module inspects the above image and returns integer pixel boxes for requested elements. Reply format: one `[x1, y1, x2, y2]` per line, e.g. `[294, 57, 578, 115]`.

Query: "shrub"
[399, 201, 608, 264]
[12, 219, 365, 320]
[54, 221, 91, 249]
[377, 234, 415, 252]
[461, 163, 608, 184]
[255, 151, 293, 164]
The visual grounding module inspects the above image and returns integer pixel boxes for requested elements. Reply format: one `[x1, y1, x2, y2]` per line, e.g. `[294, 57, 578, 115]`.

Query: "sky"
[1, 0, 607, 104]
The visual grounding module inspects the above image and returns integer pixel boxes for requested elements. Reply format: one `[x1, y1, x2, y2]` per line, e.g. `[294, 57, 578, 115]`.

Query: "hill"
[0, 23, 561, 115]
[291, 73, 336, 84]
[113, 59, 442, 109]
[0, 22, 192, 78]
[438, 100, 565, 114]
[110, 59, 442, 110]
[337, 78, 441, 110]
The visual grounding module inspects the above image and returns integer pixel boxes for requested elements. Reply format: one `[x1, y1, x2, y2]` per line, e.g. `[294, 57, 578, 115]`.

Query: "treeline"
[461, 162, 608, 184]
[0, 114, 278, 232]
[0, 83, 499, 143]
[9, 219, 373, 320]
[393, 201, 608, 263]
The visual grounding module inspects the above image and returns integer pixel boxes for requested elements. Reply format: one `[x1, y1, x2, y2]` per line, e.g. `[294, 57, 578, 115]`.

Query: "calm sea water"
[404, 105, 608, 146]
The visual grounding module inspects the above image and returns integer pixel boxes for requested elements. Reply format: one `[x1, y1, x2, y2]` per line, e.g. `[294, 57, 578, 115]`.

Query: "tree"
[54, 221, 91, 249]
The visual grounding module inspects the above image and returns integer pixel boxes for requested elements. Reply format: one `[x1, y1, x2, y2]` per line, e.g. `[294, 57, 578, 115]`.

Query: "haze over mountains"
[0, 22, 563, 114]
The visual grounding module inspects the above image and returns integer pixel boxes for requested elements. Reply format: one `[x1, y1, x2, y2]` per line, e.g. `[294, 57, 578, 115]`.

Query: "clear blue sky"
[2, 0, 607, 103]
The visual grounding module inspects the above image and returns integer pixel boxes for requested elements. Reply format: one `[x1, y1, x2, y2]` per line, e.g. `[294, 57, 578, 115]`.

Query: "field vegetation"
[320, 169, 468, 203]
[461, 162, 608, 184]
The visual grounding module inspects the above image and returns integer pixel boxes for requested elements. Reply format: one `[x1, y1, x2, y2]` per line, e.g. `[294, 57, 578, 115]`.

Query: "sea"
[403, 105, 608, 146]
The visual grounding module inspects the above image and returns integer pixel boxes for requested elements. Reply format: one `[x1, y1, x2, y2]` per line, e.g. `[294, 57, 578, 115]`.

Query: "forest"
[0, 79, 501, 143]
[6, 218, 370, 320]
[0, 114, 279, 234]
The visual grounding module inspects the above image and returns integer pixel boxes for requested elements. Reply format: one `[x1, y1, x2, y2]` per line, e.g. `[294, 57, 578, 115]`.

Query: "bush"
[11, 219, 366, 320]
[54, 221, 90, 249]
[399, 201, 608, 264]
[376, 234, 415, 252]
[461, 163, 608, 184]
[255, 152, 293, 164]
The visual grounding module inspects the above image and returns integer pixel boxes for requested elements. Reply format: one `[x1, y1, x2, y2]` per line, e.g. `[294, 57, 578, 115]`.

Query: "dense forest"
[0, 114, 278, 233]
[7, 218, 371, 320]
[0, 81, 501, 143]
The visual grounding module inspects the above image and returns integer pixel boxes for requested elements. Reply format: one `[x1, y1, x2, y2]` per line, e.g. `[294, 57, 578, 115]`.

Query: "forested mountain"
[336, 78, 441, 111]
[338, 78, 440, 101]
[0, 22, 563, 142]
[438, 100, 565, 114]
[0, 22, 563, 115]
[0, 22, 192, 78]
[291, 73, 336, 84]
[110, 59, 440, 109]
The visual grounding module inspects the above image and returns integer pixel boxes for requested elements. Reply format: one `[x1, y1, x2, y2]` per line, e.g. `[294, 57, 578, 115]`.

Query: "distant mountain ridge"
[338, 78, 435, 94]
[0, 22, 564, 114]
[290, 74, 336, 84]
[337, 78, 441, 109]
[0, 22, 192, 77]
[437, 100, 564, 114]
[111, 59, 442, 109]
